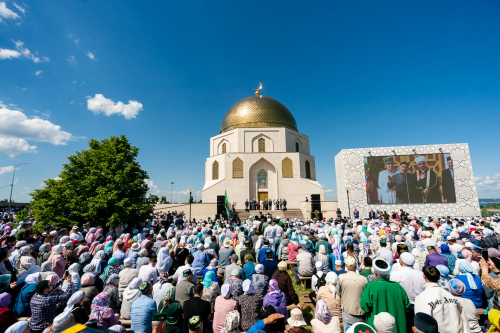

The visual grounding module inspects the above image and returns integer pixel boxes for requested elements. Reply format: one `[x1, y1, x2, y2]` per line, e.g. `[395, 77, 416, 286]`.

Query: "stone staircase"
[236, 209, 305, 220]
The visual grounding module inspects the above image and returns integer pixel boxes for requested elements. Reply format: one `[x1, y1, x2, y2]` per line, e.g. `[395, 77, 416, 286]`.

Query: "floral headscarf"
[268, 279, 280, 295]
[315, 299, 331, 324]
[89, 292, 110, 320]
[164, 285, 175, 301]
[158, 272, 168, 284]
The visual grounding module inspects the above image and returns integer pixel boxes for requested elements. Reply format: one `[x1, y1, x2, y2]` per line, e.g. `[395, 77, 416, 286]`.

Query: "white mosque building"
[202, 86, 324, 209]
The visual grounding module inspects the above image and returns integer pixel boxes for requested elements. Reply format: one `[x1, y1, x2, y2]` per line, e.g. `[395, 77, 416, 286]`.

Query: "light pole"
[9, 163, 28, 212]
[170, 182, 174, 203]
[189, 188, 193, 222]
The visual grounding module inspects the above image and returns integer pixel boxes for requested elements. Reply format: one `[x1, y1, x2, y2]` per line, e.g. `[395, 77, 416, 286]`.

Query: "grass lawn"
[287, 270, 315, 330]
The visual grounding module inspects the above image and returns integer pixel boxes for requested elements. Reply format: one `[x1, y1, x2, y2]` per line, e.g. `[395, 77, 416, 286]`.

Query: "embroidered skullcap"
[139, 281, 152, 293]
[345, 257, 356, 268]
[188, 315, 202, 331]
[373, 312, 395, 333]
[183, 269, 192, 277]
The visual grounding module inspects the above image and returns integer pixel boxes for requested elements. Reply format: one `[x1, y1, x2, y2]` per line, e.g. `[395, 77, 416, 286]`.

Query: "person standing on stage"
[442, 156, 456, 203]
[377, 156, 399, 204]
[413, 156, 441, 203]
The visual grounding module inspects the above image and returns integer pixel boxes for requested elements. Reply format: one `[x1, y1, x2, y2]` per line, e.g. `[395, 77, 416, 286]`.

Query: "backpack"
[314, 272, 326, 290]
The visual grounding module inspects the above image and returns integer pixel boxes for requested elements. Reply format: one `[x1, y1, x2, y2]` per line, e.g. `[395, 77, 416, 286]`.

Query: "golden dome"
[220, 95, 298, 133]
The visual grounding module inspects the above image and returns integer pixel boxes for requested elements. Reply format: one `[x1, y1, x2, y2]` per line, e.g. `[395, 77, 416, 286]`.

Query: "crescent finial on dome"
[254, 82, 263, 96]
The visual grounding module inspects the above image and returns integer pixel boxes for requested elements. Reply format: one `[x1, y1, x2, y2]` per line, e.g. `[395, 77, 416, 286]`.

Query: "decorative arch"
[222, 143, 226, 154]
[258, 138, 266, 152]
[212, 161, 219, 180]
[305, 160, 311, 179]
[232, 158, 243, 178]
[282, 158, 293, 178]
[295, 142, 300, 152]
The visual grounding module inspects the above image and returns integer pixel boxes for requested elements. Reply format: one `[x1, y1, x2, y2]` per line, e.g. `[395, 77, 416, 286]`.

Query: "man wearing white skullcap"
[311, 261, 325, 298]
[373, 312, 395, 333]
[377, 156, 398, 204]
[390, 252, 425, 305]
[414, 155, 441, 203]
[360, 258, 410, 333]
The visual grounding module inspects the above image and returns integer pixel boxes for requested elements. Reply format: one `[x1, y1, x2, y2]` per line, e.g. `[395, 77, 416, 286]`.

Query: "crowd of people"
[0, 209, 500, 333]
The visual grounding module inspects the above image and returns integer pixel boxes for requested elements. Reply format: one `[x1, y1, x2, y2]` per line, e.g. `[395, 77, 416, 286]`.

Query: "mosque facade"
[202, 87, 324, 209]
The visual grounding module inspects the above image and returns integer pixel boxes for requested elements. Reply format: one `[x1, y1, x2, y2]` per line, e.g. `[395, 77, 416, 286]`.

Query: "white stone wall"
[335, 143, 480, 218]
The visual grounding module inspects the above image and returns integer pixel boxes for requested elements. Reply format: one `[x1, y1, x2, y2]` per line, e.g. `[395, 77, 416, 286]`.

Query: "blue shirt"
[258, 247, 274, 263]
[192, 250, 208, 275]
[243, 261, 256, 280]
[130, 295, 158, 333]
[112, 250, 127, 266]
[261, 259, 278, 280]
[455, 274, 484, 307]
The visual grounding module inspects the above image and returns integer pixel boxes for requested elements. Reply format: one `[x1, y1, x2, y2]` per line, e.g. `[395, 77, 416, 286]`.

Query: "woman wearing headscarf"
[202, 258, 219, 283]
[64, 291, 88, 324]
[0, 293, 17, 333]
[254, 236, 264, 254]
[455, 261, 483, 307]
[411, 241, 427, 270]
[13, 272, 40, 317]
[89, 292, 120, 328]
[436, 264, 451, 293]
[156, 247, 173, 275]
[192, 244, 209, 277]
[251, 264, 268, 298]
[201, 271, 221, 313]
[50, 245, 66, 278]
[225, 269, 243, 301]
[230, 233, 238, 249]
[63, 242, 79, 265]
[448, 279, 481, 333]
[101, 257, 120, 282]
[80, 273, 100, 314]
[263, 279, 288, 320]
[120, 277, 142, 320]
[4, 321, 29, 333]
[404, 233, 415, 253]
[440, 244, 457, 273]
[0, 251, 10, 276]
[89, 241, 103, 256]
[136, 249, 150, 270]
[103, 273, 121, 313]
[79, 252, 92, 275]
[86, 228, 97, 245]
[104, 240, 114, 257]
[238, 279, 262, 332]
[62, 262, 81, 293]
[454, 249, 480, 276]
[37, 243, 51, 267]
[271, 261, 301, 307]
[213, 284, 238, 333]
[157, 285, 183, 333]
[15, 246, 36, 278]
[76, 244, 89, 256]
[310, 299, 341, 333]
[316, 272, 342, 320]
[314, 245, 331, 273]
[152, 272, 172, 308]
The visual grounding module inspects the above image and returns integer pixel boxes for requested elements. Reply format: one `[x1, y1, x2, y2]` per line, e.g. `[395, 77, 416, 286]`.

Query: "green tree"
[15, 209, 29, 223]
[30, 135, 153, 232]
[160, 196, 167, 203]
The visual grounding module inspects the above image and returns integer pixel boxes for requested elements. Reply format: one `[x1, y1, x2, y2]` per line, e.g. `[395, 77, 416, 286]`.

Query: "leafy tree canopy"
[30, 135, 153, 232]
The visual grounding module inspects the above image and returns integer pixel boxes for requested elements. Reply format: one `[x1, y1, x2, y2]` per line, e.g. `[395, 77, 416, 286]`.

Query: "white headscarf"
[317, 244, 328, 267]
[242, 279, 254, 295]
[5, 321, 28, 333]
[64, 291, 84, 312]
[221, 283, 232, 298]
[325, 272, 338, 306]
[24, 272, 41, 284]
[155, 248, 171, 273]
[90, 250, 104, 273]
[255, 264, 264, 274]
[127, 277, 143, 290]
[17, 265, 40, 284]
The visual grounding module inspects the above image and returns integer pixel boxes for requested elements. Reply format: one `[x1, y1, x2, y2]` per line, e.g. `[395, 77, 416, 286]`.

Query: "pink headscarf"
[96, 228, 103, 236]
[81, 273, 94, 286]
[88, 241, 100, 255]
[462, 249, 473, 263]
[106, 236, 113, 242]
[77, 246, 89, 256]
[45, 274, 59, 284]
[113, 239, 123, 252]
[90, 244, 104, 256]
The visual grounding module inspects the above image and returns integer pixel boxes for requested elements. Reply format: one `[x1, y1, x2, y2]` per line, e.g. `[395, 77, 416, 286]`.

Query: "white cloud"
[144, 179, 157, 192]
[86, 52, 95, 60]
[67, 34, 79, 46]
[476, 173, 500, 190]
[0, 165, 15, 174]
[0, 48, 21, 59]
[0, 137, 36, 157]
[0, 106, 73, 157]
[87, 94, 143, 120]
[68, 55, 75, 64]
[0, 2, 19, 21]
[53, 176, 62, 181]
[35, 70, 42, 76]
[72, 80, 77, 84]
[13, 3, 26, 16]
[0, 40, 48, 63]
[24, 187, 28, 189]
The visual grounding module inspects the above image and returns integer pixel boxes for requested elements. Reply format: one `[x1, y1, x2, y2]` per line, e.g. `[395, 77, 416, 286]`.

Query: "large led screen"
[364, 153, 456, 204]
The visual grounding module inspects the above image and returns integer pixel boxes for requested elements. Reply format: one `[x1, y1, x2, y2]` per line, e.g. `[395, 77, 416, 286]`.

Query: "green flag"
[224, 190, 231, 218]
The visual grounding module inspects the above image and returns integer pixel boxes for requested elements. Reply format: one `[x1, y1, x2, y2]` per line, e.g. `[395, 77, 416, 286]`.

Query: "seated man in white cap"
[338, 256, 368, 329]
[360, 258, 410, 333]
[374, 312, 395, 333]
[310, 261, 326, 302]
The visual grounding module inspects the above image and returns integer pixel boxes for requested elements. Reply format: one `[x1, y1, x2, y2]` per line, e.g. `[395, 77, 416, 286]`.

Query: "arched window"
[222, 143, 226, 154]
[258, 138, 266, 152]
[257, 169, 268, 188]
[305, 160, 311, 179]
[295, 142, 299, 152]
[282, 158, 293, 178]
[212, 161, 219, 180]
[232, 158, 243, 178]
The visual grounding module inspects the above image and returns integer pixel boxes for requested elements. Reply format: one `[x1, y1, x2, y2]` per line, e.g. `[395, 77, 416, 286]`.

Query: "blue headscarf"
[458, 261, 477, 289]
[203, 271, 215, 288]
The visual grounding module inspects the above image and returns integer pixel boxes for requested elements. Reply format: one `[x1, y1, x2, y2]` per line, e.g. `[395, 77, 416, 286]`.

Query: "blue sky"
[1, 1, 500, 203]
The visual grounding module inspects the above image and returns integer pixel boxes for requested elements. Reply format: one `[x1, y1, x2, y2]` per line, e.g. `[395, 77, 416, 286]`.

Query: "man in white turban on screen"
[377, 156, 398, 204]
[413, 156, 441, 203]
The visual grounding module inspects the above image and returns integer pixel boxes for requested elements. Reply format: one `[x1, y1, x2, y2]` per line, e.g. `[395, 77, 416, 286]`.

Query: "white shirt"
[152, 281, 173, 308]
[172, 264, 198, 283]
[376, 248, 394, 266]
[389, 266, 426, 304]
[138, 264, 158, 285]
[449, 243, 463, 257]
